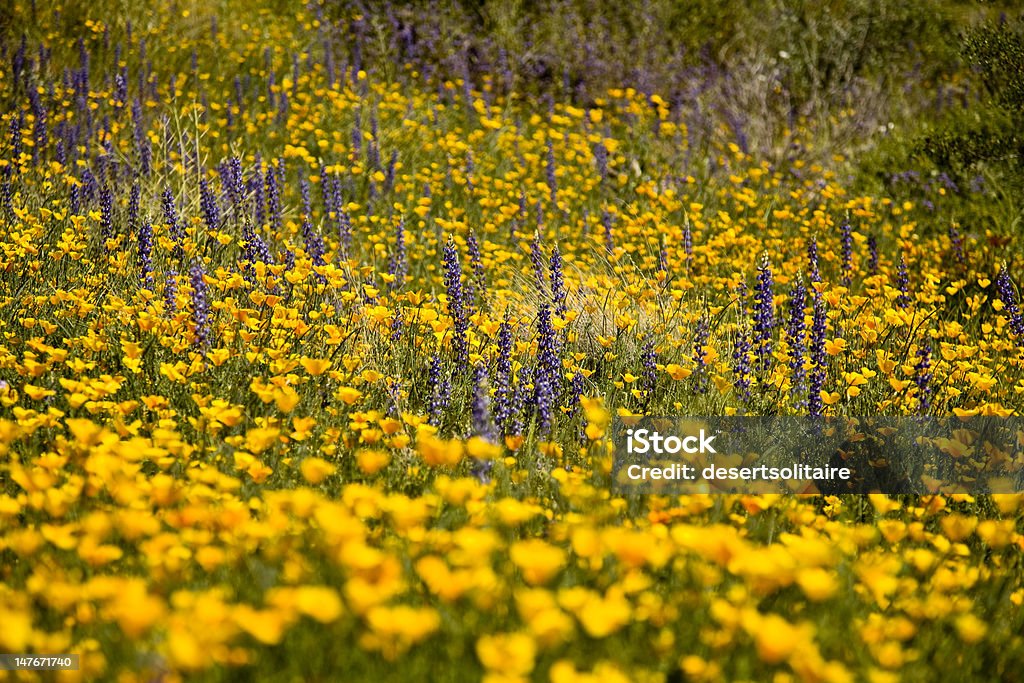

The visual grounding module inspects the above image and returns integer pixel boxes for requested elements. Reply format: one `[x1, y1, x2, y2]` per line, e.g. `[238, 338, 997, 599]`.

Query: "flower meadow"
[2, 1, 1024, 681]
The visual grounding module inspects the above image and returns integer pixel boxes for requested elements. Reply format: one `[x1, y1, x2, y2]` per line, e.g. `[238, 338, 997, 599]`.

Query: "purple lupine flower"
[658, 238, 669, 277]
[567, 369, 586, 427]
[199, 177, 219, 231]
[466, 231, 486, 310]
[914, 341, 932, 414]
[390, 308, 403, 342]
[427, 355, 450, 427]
[549, 244, 567, 317]
[164, 270, 178, 315]
[949, 225, 965, 268]
[995, 264, 1024, 339]
[299, 175, 312, 219]
[867, 234, 879, 276]
[383, 150, 398, 194]
[8, 115, 23, 167]
[731, 282, 752, 398]
[67, 180, 79, 214]
[28, 88, 47, 161]
[807, 237, 821, 284]
[387, 217, 406, 288]
[839, 219, 853, 287]
[266, 163, 282, 232]
[808, 291, 828, 417]
[443, 237, 469, 362]
[470, 364, 496, 483]
[593, 140, 608, 180]
[753, 254, 775, 371]
[127, 183, 140, 235]
[464, 153, 474, 194]
[337, 208, 352, 260]
[535, 304, 560, 434]
[302, 215, 327, 273]
[895, 254, 911, 308]
[786, 279, 807, 402]
[530, 236, 548, 295]
[251, 156, 266, 226]
[508, 364, 532, 436]
[471, 363, 497, 443]
[275, 90, 289, 124]
[190, 261, 211, 349]
[602, 209, 614, 254]
[138, 219, 154, 288]
[691, 314, 710, 395]
[683, 220, 693, 268]
[161, 188, 185, 259]
[80, 168, 98, 205]
[131, 99, 151, 175]
[99, 186, 115, 250]
[222, 157, 244, 215]
[545, 138, 558, 208]
[493, 314, 514, 433]
[242, 225, 273, 284]
[351, 111, 362, 154]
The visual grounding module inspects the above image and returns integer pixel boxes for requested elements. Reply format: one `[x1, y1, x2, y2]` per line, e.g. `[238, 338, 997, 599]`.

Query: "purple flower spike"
[995, 264, 1024, 340]
[895, 254, 911, 308]
[808, 291, 828, 417]
[753, 254, 775, 371]
[786, 279, 807, 403]
[443, 237, 469, 363]
[190, 261, 211, 350]
[914, 341, 932, 415]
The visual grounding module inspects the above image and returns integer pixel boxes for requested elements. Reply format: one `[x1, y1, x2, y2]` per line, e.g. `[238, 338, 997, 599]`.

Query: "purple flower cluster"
[266, 161, 283, 231]
[164, 270, 178, 315]
[199, 178, 219, 231]
[692, 314, 710, 394]
[732, 321, 753, 400]
[593, 141, 608, 180]
[471, 363, 497, 444]
[641, 337, 658, 399]
[530, 236, 548, 296]
[128, 183, 140, 235]
[914, 341, 932, 415]
[466, 232, 486, 310]
[995, 264, 1024, 339]
[949, 225, 966, 268]
[867, 234, 879, 276]
[100, 187, 114, 249]
[443, 237, 469, 362]
[839, 220, 853, 287]
[427, 355, 451, 427]
[807, 237, 820, 284]
[190, 261, 211, 349]
[895, 254, 911, 308]
[786, 279, 807, 402]
[161, 189, 185, 258]
[808, 291, 828, 417]
[493, 314, 515, 434]
[242, 226, 273, 285]
[549, 245, 567, 317]
[138, 220, 154, 288]
[387, 218, 407, 288]
[534, 305, 560, 435]
[753, 254, 775, 371]
[545, 138, 558, 208]
[602, 209, 614, 254]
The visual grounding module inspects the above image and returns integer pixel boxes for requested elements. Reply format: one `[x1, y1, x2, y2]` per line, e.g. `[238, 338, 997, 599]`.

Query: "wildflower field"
[2, 1, 1024, 681]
